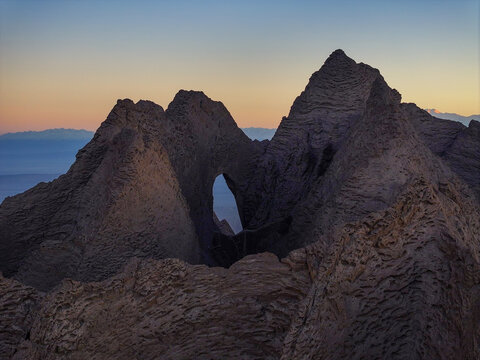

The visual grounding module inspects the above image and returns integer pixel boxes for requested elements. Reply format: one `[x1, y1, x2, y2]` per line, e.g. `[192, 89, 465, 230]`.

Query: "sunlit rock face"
[1, 50, 479, 359]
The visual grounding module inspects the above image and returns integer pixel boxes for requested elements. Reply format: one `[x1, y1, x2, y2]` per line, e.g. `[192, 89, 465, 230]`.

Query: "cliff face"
[1, 50, 479, 359]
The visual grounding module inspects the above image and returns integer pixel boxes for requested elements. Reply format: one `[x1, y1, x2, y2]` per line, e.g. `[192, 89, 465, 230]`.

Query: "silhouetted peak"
[114, 98, 163, 112]
[323, 48, 355, 67]
[166, 89, 233, 125]
[329, 48, 347, 58]
[171, 90, 209, 104]
[288, 49, 380, 117]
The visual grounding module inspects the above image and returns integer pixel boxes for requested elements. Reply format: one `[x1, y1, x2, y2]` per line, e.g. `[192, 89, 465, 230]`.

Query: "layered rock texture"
[1, 50, 479, 359]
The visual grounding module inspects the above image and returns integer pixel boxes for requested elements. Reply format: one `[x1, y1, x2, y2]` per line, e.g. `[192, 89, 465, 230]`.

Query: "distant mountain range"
[425, 109, 479, 126]
[0, 127, 275, 175]
[1, 127, 276, 141]
[0, 129, 93, 175]
[240, 127, 276, 141]
[0, 128, 94, 140]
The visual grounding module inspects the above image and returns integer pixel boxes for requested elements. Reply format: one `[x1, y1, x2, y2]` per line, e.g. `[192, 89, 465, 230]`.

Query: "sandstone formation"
[281, 177, 480, 359]
[0, 274, 40, 359]
[9, 254, 310, 360]
[244, 49, 384, 228]
[1, 50, 479, 359]
[0, 93, 263, 291]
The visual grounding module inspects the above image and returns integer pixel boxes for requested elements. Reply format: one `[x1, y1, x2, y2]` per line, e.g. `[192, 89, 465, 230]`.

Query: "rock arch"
[0, 91, 263, 290]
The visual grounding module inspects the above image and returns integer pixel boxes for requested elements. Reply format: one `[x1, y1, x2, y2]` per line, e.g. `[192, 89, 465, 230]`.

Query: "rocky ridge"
[0, 93, 263, 291]
[0, 50, 479, 359]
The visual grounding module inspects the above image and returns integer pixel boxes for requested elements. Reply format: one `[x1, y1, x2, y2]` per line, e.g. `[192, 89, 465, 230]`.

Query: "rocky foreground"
[0, 50, 479, 359]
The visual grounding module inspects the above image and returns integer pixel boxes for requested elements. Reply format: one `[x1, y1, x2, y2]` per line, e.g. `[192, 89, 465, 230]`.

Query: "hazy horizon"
[0, 107, 477, 136]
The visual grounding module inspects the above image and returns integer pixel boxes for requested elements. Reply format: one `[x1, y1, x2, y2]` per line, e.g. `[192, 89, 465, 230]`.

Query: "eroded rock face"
[0, 274, 40, 359]
[161, 91, 264, 251]
[441, 120, 480, 199]
[0, 99, 201, 290]
[282, 178, 480, 359]
[12, 254, 311, 360]
[405, 103, 480, 200]
[0, 93, 263, 291]
[243, 50, 385, 229]
[0, 50, 479, 359]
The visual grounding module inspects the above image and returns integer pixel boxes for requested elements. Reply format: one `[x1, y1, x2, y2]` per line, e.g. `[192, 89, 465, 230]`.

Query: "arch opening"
[212, 174, 242, 234]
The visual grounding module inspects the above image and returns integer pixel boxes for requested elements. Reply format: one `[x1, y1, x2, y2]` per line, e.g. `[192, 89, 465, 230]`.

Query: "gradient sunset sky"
[0, 0, 478, 134]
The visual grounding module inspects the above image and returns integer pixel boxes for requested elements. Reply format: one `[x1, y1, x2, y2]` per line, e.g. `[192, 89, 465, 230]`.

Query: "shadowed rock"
[7, 255, 311, 360]
[405, 103, 480, 200]
[0, 274, 40, 359]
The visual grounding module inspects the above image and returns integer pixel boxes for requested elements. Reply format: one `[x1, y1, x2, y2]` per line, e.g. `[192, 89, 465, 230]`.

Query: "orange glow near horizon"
[1, 53, 479, 135]
[0, 1, 478, 134]
[1, 63, 478, 135]
[1, 50, 479, 134]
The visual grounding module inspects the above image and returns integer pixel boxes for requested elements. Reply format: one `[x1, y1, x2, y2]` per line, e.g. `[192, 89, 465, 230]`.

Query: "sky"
[0, 0, 479, 133]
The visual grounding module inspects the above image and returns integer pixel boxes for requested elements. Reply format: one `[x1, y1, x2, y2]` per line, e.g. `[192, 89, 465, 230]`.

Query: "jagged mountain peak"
[329, 48, 347, 56]
[165, 89, 236, 127]
[288, 51, 381, 118]
[101, 98, 165, 132]
[167, 89, 208, 108]
[167, 89, 227, 111]
[323, 48, 356, 66]
[247, 50, 394, 229]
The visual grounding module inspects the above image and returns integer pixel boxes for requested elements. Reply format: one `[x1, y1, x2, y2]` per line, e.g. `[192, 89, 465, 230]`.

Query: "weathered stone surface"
[277, 77, 441, 252]
[243, 50, 385, 229]
[0, 100, 201, 291]
[161, 91, 264, 250]
[281, 177, 480, 359]
[403, 103, 465, 155]
[405, 103, 480, 201]
[0, 274, 40, 359]
[0, 93, 262, 291]
[12, 254, 310, 360]
[0, 49, 479, 359]
[442, 120, 480, 200]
